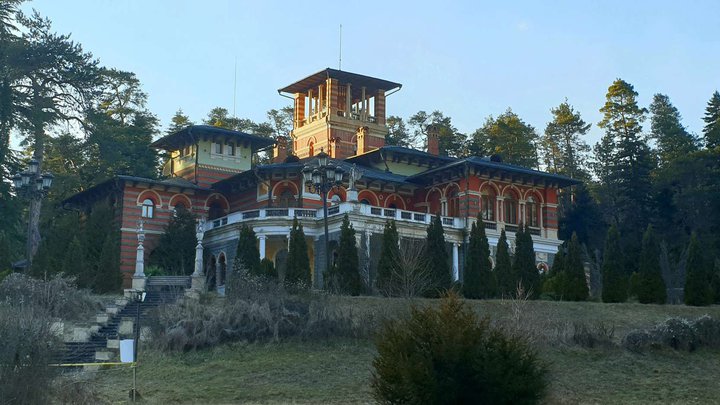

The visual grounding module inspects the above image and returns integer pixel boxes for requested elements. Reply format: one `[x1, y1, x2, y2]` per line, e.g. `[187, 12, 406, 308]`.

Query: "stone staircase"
[53, 276, 190, 366]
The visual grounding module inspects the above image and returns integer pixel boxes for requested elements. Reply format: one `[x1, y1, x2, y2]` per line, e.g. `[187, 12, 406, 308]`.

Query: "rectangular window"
[227, 143, 235, 156]
[213, 142, 222, 154]
[504, 201, 517, 224]
[482, 195, 494, 221]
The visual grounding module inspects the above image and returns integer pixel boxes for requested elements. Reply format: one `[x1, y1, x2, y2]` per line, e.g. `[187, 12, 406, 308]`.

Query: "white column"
[258, 235, 267, 260]
[134, 237, 145, 277]
[452, 243, 459, 282]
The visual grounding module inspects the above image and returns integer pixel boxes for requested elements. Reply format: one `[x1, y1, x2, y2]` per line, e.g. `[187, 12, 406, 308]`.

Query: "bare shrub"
[52, 374, 107, 405]
[622, 316, 720, 352]
[0, 273, 100, 321]
[380, 238, 433, 298]
[558, 321, 615, 348]
[622, 329, 657, 352]
[0, 304, 58, 404]
[693, 315, 720, 348]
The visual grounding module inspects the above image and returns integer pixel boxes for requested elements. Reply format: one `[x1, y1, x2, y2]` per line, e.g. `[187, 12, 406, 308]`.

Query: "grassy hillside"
[86, 297, 720, 404]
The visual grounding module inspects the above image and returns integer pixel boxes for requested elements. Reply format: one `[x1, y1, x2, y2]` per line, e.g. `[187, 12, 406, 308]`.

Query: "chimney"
[273, 135, 288, 163]
[356, 126, 369, 155]
[426, 124, 439, 156]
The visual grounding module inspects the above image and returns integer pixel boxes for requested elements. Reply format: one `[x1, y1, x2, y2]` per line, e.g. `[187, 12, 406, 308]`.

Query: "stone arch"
[327, 186, 347, 203]
[136, 189, 162, 207]
[272, 181, 299, 208]
[168, 193, 192, 210]
[357, 189, 379, 206]
[479, 180, 501, 196]
[523, 188, 545, 204]
[444, 183, 461, 217]
[384, 193, 406, 210]
[205, 193, 229, 220]
[479, 182, 499, 221]
[306, 137, 317, 157]
[425, 187, 443, 215]
[502, 187, 521, 225]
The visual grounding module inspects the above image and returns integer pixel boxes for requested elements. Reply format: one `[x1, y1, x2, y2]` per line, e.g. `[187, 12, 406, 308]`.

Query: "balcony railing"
[205, 202, 548, 238]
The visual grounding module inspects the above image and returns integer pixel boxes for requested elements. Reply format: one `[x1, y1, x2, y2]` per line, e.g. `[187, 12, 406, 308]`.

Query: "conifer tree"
[166, 108, 194, 134]
[285, 217, 310, 287]
[495, 230, 514, 297]
[542, 246, 565, 299]
[512, 223, 540, 298]
[260, 258, 278, 279]
[685, 233, 713, 306]
[149, 206, 197, 275]
[235, 224, 261, 276]
[703, 91, 720, 149]
[94, 229, 122, 293]
[563, 232, 588, 301]
[601, 224, 627, 303]
[650, 94, 697, 165]
[423, 214, 450, 296]
[376, 220, 400, 294]
[636, 225, 666, 304]
[463, 216, 495, 298]
[541, 100, 591, 179]
[62, 236, 89, 287]
[331, 214, 363, 295]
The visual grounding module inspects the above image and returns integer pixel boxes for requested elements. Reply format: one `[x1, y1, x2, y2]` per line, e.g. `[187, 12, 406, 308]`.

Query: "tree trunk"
[27, 111, 44, 267]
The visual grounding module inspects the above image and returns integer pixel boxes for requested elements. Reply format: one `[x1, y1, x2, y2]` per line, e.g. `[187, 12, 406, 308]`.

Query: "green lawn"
[86, 298, 720, 404]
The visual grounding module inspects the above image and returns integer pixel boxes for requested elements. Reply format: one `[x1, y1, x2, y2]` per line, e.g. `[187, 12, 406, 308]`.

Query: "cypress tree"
[236, 224, 261, 276]
[463, 216, 495, 299]
[711, 259, 720, 305]
[702, 91, 720, 149]
[331, 214, 363, 295]
[563, 232, 588, 301]
[685, 233, 713, 306]
[495, 230, 513, 297]
[601, 224, 627, 303]
[94, 229, 122, 293]
[149, 206, 197, 275]
[637, 225, 666, 304]
[285, 217, 310, 287]
[62, 236, 90, 288]
[423, 214, 450, 296]
[542, 246, 565, 299]
[376, 220, 400, 294]
[260, 258, 278, 279]
[512, 223, 540, 298]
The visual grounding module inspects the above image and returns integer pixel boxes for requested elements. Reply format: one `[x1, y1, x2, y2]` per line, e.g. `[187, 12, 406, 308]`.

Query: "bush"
[371, 292, 546, 404]
[0, 273, 100, 321]
[621, 315, 720, 352]
[553, 321, 615, 348]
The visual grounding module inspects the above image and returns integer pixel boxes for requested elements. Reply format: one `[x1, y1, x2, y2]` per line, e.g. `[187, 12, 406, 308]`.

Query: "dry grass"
[82, 296, 720, 404]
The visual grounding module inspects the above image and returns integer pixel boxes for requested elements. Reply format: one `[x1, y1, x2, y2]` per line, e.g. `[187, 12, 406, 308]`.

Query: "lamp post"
[302, 149, 344, 286]
[132, 289, 146, 403]
[11, 158, 54, 270]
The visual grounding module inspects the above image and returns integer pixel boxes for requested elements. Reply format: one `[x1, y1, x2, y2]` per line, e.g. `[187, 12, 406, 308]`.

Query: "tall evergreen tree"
[166, 108, 194, 134]
[594, 79, 655, 272]
[685, 233, 713, 306]
[563, 232, 588, 301]
[423, 214, 451, 296]
[469, 109, 539, 167]
[649, 93, 697, 165]
[62, 236, 87, 286]
[542, 246, 565, 299]
[329, 214, 363, 295]
[636, 225, 666, 304]
[148, 206, 197, 275]
[234, 224, 261, 276]
[601, 224, 626, 303]
[94, 228, 122, 293]
[385, 116, 411, 148]
[511, 223, 540, 298]
[463, 216, 495, 298]
[495, 230, 514, 297]
[702, 91, 720, 149]
[285, 217, 310, 287]
[541, 101, 591, 179]
[376, 220, 400, 294]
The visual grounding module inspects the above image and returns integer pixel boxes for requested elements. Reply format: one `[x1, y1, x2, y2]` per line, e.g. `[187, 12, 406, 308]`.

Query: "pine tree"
[563, 232, 588, 301]
[511, 223, 540, 298]
[541, 100, 591, 179]
[62, 236, 89, 287]
[601, 224, 627, 303]
[331, 214, 363, 295]
[495, 230, 514, 297]
[166, 108, 194, 134]
[463, 216, 495, 298]
[285, 217, 310, 287]
[94, 229, 122, 293]
[469, 109, 539, 168]
[685, 233, 713, 306]
[235, 224, 261, 276]
[376, 220, 400, 294]
[636, 225, 666, 304]
[423, 214, 450, 296]
[650, 94, 697, 165]
[703, 91, 720, 149]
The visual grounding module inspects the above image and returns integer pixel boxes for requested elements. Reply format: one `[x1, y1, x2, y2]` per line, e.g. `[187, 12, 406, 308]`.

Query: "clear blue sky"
[19, 0, 720, 146]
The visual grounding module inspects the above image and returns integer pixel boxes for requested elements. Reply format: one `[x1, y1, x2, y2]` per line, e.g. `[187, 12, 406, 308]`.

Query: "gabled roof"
[345, 145, 457, 168]
[278, 68, 401, 96]
[150, 125, 276, 152]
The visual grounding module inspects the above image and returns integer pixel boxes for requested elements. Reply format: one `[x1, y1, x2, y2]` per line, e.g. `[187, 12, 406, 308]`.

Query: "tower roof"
[278, 68, 401, 95]
[150, 125, 276, 152]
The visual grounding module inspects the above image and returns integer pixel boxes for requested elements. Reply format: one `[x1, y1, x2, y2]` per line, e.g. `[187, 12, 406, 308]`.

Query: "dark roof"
[345, 146, 457, 167]
[406, 156, 581, 187]
[278, 68, 401, 98]
[150, 125, 276, 151]
[63, 175, 208, 207]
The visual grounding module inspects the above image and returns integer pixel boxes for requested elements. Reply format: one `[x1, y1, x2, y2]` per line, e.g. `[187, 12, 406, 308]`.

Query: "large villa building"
[64, 68, 578, 291]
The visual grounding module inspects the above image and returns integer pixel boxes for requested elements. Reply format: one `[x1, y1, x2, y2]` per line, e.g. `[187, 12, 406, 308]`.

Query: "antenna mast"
[233, 57, 237, 118]
[339, 24, 342, 70]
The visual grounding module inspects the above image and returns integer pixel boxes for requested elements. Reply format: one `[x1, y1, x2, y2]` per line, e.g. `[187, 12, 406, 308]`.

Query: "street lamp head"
[28, 159, 39, 175]
[11, 173, 22, 189]
[20, 171, 31, 188]
[333, 166, 344, 184]
[302, 166, 314, 186]
[311, 169, 322, 186]
[316, 148, 328, 167]
[34, 177, 43, 192]
[325, 165, 336, 183]
[41, 172, 54, 190]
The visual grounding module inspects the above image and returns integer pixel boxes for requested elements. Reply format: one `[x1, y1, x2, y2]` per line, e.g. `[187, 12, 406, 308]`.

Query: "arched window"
[308, 142, 315, 156]
[360, 199, 370, 205]
[141, 198, 154, 218]
[208, 202, 225, 220]
[526, 196, 539, 227]
[278, 190, 297, 208]
[330, 194, 342, 205]
[481, 191, 496, 221]
[504, 192, 518, 224]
